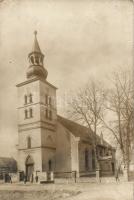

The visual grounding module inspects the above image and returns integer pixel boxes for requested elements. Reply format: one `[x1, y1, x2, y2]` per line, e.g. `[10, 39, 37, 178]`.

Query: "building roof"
[58, 115, 92, 141]
[0, 157, 17, 172]
[58, 115, 113, 148]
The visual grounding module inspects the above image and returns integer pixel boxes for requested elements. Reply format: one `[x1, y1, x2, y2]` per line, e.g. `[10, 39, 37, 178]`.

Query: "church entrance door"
[26, 164, 34, 181]
[25, 156, 34, 181]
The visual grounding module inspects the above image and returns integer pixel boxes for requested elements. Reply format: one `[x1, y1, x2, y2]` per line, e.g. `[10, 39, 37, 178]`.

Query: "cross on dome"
[34, 30, 37, 35]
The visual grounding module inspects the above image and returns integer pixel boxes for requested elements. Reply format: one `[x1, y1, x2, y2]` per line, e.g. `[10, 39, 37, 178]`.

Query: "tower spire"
[26, 31, 48, 80]
[32, 31, 41, 53]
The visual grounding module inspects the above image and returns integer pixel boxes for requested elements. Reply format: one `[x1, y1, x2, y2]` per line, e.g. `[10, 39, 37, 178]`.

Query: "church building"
[16, 32, 115, 181]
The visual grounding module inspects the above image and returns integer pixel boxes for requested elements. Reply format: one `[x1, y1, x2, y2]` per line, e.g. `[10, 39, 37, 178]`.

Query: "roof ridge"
[57, 115, 90, 130]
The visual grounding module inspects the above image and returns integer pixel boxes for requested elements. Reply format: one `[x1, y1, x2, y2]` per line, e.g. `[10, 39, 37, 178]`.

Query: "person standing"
[24, 174, 27, 184]
[35, 175, 38, 183]
[9, 175, 12, 184]
[115, 169, 119, 182]
[30, 174, 33, 183]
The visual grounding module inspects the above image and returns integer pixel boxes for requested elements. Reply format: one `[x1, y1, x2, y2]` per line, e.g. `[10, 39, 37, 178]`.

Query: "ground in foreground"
[0, 182, 133, 200]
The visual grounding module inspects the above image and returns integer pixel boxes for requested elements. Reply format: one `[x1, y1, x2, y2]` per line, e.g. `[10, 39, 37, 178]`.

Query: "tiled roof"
[0, 157, 17, 172]
[58, 115, 92, 140]
[58, 115, 113, 148]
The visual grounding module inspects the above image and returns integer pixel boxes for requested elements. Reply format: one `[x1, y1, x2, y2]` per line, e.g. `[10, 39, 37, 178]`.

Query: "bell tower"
[17, 31, 57, 178]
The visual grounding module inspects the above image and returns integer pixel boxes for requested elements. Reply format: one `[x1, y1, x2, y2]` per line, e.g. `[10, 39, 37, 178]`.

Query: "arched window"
[85, 149, 89, 170]
[29, 94, 33, 103]
[48, 160, 52, 171]
[27, 137, 31, 149]
[35, 56, 39, 65]
[48, 96, 51, 105]
[92, 150, 96, 170]
[46, 109, 48, 119]
[30, 56, 34, 64]
[29, 108, 33, 118]
[25, 109, 28, 119]
[24, 95, 27, 104]
[45, 95, 48, 105]
[49, 110, 52, 120]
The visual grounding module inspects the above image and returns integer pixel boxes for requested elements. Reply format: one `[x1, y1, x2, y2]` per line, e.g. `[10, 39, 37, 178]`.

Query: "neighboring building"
[0, 157, 17, 173]
[0, 157, 17, 181]
[16, 31, 115, 181]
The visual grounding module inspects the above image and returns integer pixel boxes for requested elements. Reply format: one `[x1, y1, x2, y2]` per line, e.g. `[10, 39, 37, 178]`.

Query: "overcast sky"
[0, 0, 133, 158]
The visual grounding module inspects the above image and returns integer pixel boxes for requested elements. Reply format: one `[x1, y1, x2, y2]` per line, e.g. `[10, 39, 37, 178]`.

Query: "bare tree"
[102, 70, 134, 179]
[68, 80, 106, 175]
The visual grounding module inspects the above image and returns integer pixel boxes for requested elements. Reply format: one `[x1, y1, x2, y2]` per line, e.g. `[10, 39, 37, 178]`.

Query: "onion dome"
[27, 31, 48, 80]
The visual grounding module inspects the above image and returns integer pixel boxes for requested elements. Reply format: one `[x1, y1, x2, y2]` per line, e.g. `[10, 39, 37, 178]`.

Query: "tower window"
[48, 96, 51, 105]
[35, 56, 39, 65]
[45, 109, 52, 120]
[24, 95, 27, 104]
[31, 56, 34, 65]
[45, 95, 48, 105]
[24, 94, 33, 105]
[24, 109, 28, 119]
[49, 110, 52, 120]
[27, 137, 31, 149]
[29, 94, 33, 103]
[46, 109, 48, 119]
[45, 95, 52, 106]
[29, 108, 33, 118]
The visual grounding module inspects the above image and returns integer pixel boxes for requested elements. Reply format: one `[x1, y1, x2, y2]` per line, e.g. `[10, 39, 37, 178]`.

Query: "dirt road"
[0, 182, 132, 200]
